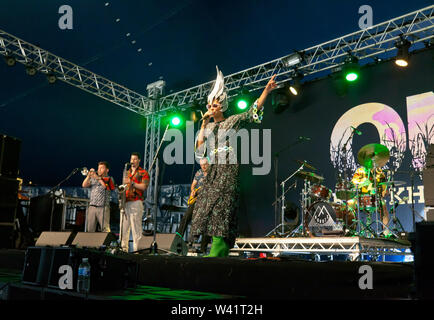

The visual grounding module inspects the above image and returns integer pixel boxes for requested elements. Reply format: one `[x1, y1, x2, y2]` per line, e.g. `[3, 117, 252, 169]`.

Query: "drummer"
[351, 166, 390, 233]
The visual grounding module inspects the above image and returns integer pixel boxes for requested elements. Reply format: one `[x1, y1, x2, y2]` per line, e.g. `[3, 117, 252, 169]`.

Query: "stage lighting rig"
[3, 54, 16, 67]
[282, 52, 302, 67]
[46, 71, 57, 84]
[25, 64, 37, 76]
[395, 37, 411, 67]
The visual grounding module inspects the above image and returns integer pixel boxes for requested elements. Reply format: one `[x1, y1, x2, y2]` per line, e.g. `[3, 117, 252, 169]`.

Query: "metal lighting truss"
[0, 29, 153, 117]
[158, 5, 434, 112]
[232, 237, 412, 261]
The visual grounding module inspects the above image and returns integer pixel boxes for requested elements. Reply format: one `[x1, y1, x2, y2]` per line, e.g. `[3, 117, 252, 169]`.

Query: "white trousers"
[87, 205, 111, 232]
[120, 200, 143, 252]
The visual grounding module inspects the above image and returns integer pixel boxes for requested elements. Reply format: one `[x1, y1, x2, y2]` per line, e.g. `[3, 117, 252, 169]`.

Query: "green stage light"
[343, 55, 360, 83]
[170, 115, 182, 127]
[237, 99, 248, 110]
[345, 72, 358, 82]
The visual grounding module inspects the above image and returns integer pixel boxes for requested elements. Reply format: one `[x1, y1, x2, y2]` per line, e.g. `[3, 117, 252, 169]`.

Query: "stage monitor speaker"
[71, 232, 116, 248]
[35, 231, 75, 247]
[138, 233, 187, 255]
[0, 134, 21, 178]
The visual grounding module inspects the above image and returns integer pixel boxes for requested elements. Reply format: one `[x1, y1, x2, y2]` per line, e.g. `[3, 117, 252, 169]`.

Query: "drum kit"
[282, 143, 406, 238]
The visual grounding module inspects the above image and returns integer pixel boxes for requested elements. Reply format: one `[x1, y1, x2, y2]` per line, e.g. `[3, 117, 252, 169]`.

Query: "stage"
[0, 234, 416, 300]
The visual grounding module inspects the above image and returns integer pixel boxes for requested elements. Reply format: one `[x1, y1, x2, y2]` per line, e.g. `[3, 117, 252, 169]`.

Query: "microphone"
[351, 126, 362, 135]
[298, 136, 311, 141]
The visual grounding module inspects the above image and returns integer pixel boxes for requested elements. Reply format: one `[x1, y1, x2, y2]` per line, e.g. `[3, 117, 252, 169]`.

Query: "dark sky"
[0, 0, 432, 187]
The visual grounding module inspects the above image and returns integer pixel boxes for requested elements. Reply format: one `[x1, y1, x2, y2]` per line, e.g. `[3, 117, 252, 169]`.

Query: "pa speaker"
[22, 247, 54, 286]
[71, 232, 116, 248]
[0, 134, 21, 178]
[138, 233, 187, 255]
[35, 231, 75, 247]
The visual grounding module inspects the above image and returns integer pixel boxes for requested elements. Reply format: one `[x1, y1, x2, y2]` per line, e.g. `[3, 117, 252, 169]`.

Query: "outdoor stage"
[0, 235, 416, 301]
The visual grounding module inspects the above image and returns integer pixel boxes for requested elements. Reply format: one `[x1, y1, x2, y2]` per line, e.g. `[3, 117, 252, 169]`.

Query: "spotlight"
[235, 89, 252, 111]
[289, 72, 303, 96]
[46, 72, 57, 84]
[4, 55, 16, 67]
[282, 52, 302, 67]
[25, 65, 37, 76]
[343, 55, 360, 82]
[395, 37, 411, 67]
[167, 111, 184, 127]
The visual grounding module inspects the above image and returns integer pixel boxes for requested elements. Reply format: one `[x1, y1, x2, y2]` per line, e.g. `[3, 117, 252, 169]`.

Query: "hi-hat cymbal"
[296, 160, 316, 171]
[357, 143, 390, 168]
[295, 170, 324, 183]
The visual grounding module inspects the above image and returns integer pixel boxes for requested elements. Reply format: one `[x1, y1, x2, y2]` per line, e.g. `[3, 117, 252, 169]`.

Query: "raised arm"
[256, 74, 277, 110]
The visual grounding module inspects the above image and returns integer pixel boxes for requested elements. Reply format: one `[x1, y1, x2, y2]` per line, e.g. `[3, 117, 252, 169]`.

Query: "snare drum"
[310, 184, 332, 200]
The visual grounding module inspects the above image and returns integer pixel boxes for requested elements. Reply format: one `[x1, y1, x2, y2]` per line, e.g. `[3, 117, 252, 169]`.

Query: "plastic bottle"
[77, 257, 91, 294]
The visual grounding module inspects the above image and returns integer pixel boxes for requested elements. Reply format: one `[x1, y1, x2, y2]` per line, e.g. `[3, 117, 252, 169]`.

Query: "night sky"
[0, 0, 432, 188]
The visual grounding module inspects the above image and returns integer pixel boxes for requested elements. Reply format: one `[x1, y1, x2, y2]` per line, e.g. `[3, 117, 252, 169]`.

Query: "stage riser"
[135, 256, 413, 299]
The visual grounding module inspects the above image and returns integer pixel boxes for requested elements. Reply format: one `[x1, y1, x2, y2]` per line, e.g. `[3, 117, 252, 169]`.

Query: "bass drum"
[305, 201, 340, 236]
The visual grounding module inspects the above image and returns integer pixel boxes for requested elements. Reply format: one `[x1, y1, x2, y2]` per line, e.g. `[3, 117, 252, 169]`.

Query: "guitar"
[187, 187, 201, 206]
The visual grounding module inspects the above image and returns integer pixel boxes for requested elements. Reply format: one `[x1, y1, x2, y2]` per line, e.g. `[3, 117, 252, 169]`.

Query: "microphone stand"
[272, 138, 306, 233]
[47, 168, 79, 231]
[134, 123, 172, 255]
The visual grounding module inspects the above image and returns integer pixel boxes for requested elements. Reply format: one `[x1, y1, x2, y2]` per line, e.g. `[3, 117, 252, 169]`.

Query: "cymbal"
[357, 144, 390, 168]
[379, 180, 406, 187]
[296, 160, 316, 171]
[295, 170, 324, 183]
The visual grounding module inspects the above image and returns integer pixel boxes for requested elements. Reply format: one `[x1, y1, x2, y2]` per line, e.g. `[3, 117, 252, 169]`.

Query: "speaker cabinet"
[35, 231, 75, 247]
[0, 223, 16, 249]
[28, 194, 63, 233]
[71, 232, 116, 248]
[22, 247, 54, 286]
[0, 134, 21, 178]
[0, 177, 19, 224]
[138, 233, 187, 255]
[415, 222, 434, 299]
[22, 246, 137, 292]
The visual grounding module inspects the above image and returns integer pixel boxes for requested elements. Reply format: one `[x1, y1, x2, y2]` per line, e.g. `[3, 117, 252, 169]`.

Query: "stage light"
[343, 55, 360, 82]
[282, 52, 302, 67]
[167, 112, 184, 127]
[47, 72, 57, 84]
[395, 37, 411, 67]
[25, 65, 37, 76]
[4, 55, 16, 67]
[289, 72, 303, 96]
[237, 99, 248, 110]
[234, 89, 253, 111]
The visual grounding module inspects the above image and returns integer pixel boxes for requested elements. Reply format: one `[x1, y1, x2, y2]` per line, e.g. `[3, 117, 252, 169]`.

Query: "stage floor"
[0, 245, 415, 300]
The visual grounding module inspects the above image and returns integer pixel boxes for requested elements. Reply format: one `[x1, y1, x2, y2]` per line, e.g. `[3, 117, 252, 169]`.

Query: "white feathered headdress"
[207, 66, 228, 112]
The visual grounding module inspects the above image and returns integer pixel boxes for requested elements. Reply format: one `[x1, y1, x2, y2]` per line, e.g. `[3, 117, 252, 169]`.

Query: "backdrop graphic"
[232, 48, 434, 236]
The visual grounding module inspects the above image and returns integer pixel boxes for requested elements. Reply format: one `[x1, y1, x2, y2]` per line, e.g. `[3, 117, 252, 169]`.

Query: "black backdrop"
[232, 48, 434, 236]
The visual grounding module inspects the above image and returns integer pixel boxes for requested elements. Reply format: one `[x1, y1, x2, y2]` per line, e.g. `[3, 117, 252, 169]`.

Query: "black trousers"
[177, 203, 210, 252]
